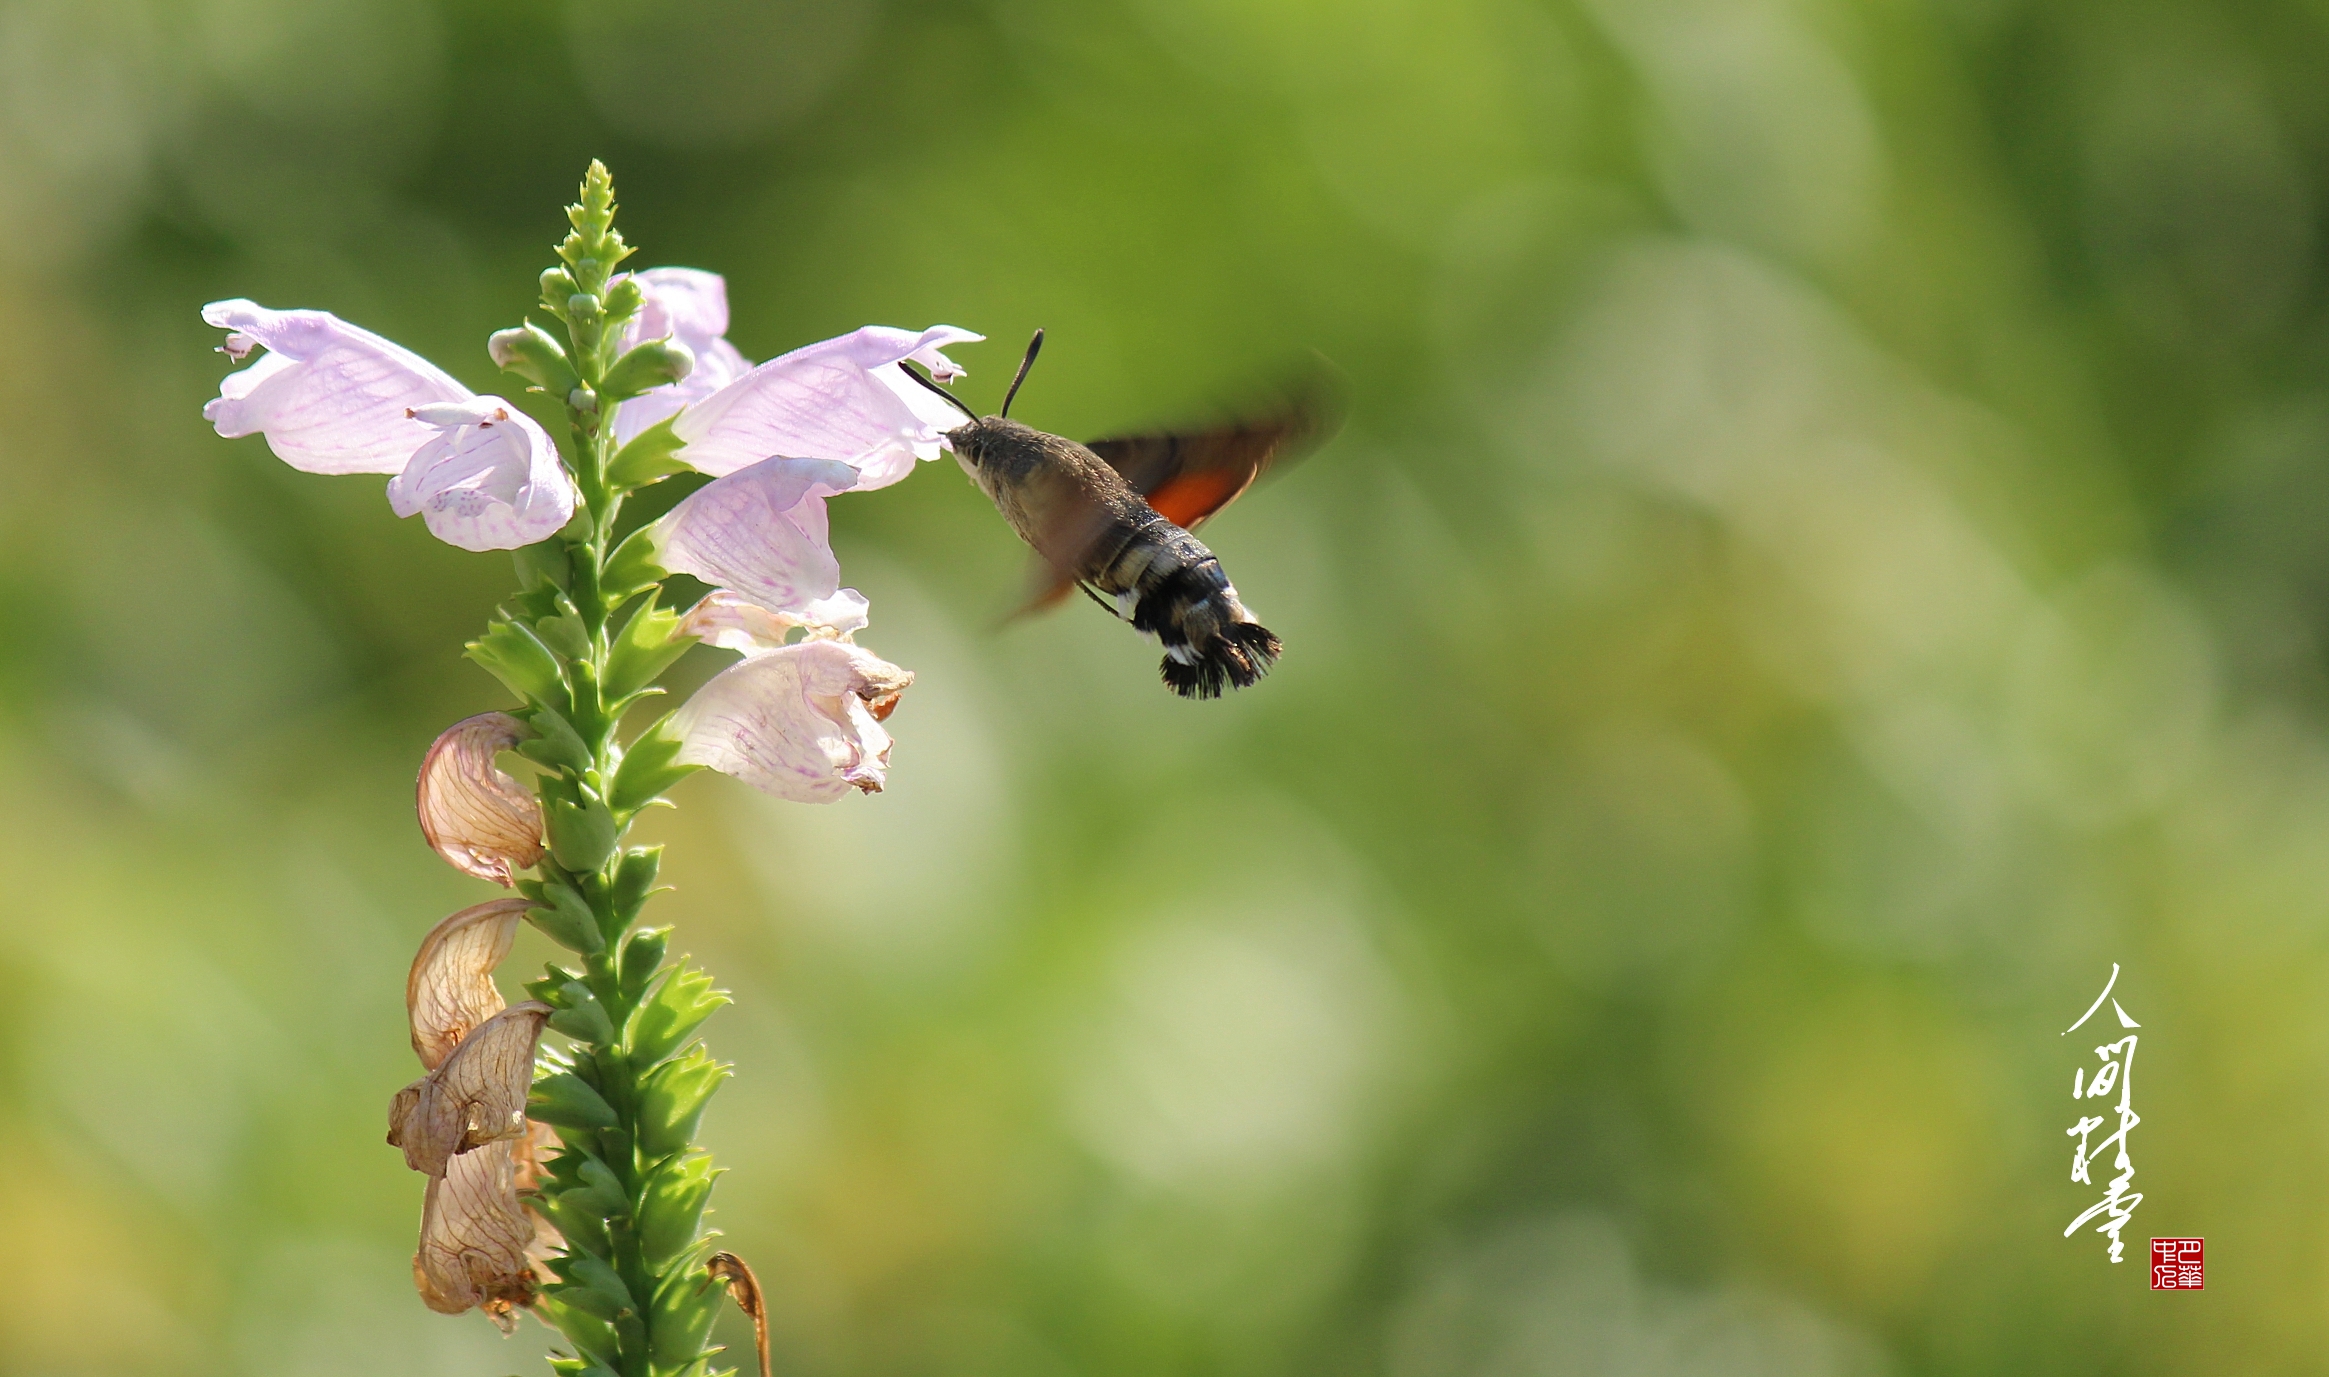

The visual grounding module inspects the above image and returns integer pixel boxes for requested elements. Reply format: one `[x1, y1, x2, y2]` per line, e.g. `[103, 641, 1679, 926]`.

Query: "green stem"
[503, 162, 733, 1377]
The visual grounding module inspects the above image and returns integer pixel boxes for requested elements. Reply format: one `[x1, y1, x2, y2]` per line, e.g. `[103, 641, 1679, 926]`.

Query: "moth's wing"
[1004, 560, 1080, 623]
[1085, 374, 1344, 532]
[1003, 486, 1125, 624]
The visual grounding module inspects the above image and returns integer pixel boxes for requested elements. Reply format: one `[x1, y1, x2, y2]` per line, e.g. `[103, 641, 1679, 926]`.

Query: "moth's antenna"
[1002, 329, 1044, 419]
[897, 360, 979, 422]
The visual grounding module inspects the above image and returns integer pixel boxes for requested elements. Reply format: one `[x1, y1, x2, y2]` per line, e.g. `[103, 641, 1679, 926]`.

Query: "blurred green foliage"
[0, 0, 2318, 1372]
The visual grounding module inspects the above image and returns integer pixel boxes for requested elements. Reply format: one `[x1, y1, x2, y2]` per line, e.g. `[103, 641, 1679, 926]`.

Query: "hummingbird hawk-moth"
[903, 331, 1337, 698]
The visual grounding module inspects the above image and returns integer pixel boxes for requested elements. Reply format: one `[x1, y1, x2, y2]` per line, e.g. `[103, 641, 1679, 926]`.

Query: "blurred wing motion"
[1012, 376, 1343, 618]
[1088, 407, 1325, 531]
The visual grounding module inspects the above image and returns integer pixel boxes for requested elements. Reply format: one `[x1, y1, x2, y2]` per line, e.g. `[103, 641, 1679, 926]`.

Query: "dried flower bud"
[388, 1001, 552, 1178]
[407, 898, 531, 1071]
[417, 713, 545, 885]
[414, 1137, 540, 1330]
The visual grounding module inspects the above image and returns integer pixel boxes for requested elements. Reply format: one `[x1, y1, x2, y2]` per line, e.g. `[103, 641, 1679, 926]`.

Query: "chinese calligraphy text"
[2063, 964, 2143, 1262]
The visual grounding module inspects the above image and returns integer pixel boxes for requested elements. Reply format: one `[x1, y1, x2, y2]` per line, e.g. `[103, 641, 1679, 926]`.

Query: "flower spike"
[206, 166, 960, 1373]
[416, 714, 545, 886]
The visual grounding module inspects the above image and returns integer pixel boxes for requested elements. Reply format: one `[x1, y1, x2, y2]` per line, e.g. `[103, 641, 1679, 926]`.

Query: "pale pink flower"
[387, 401, 577, 551]
[416, 714, 545, 886]
[654, 457, 867, 618]
[673, 638, 913, 803]
[611, 268, 755, 446]
[202, 299, 468, 474]
[672, 324, 982, 487]
[201, 300, 577, 551]
[679, 588, 869, 651]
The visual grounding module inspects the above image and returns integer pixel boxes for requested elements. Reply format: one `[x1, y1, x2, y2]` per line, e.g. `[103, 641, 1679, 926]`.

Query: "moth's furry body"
[949, 416, 1280, 697]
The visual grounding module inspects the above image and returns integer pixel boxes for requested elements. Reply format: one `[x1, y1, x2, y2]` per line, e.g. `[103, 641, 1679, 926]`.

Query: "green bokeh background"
[0, 0, 2314, 1371]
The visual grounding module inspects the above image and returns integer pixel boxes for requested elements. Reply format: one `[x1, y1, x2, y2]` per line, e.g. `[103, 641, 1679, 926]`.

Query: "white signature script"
[2063, 963, 2142, 1262]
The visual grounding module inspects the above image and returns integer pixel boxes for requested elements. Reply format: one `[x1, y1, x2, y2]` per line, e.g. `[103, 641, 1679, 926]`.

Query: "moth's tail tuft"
[1161, 621, 1282, 699]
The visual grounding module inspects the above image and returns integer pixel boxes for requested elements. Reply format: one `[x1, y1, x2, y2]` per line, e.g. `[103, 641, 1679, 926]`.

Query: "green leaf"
[545, 1280, 625, 1324]
[601, 522, 669, 605]
[539, 1185, 612, 1257]
[513, 541, 572, 593]
[536, 612, 592, 660]
[538, 1153, 629, 1258]
[605, 596, 695, 701]
[547, 794, 620, 874]
[637, 1151, 721, 1269]
[648, 1264, 725, 1368]
[566, 1248, 638, 1314]
[517, 706, 594, 774]
[634, 1047, 728, 1159]
[489, 321, 582, 396]
[619, 926, 670, 1005]
[602, 273, 643, 322]
[530, 1071, 621, 1131]
[606, 415, 692, 491]
[600, 338, 695, 404]
[611, 713, 700, 814]
[526, 882, 604, 955]
[539, 267, 580, 322]
[630, 961, 728, 1067]
[611, 848, 663, 931]
[549, 979, 617, 1045]
[465, 616, 566, 709]
[534, 1293, 620, 1369]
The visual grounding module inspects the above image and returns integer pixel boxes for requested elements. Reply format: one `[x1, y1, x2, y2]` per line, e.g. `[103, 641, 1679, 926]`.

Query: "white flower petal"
[674, 639, 913, 803]
[612, 268, 757, 446]
[201, 299, 472, 475]
[655, 457, 859, 614]
[385, 400, 578, 552]
[800, 587, 872, 636]
[678, 588, 870, 656]
[671, 324, 983, 486]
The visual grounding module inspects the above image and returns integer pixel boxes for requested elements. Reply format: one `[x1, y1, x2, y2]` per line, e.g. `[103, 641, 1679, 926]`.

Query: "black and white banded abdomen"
[1087, 509, 1281, 698]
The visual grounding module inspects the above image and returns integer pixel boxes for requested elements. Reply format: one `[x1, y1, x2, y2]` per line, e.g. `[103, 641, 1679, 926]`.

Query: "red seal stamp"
[2151, 1238, 2203, 1289]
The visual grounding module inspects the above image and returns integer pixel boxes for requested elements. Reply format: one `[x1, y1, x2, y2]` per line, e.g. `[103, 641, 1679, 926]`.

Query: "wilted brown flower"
[416, 713, 544, 885]
[512, 1116, 565, 1274]
[407, 898, 530, 1071]
[414, 1137, 540, 1331]
[706, 1252, 772, 1377]
[388, 1001, 551, 1178]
